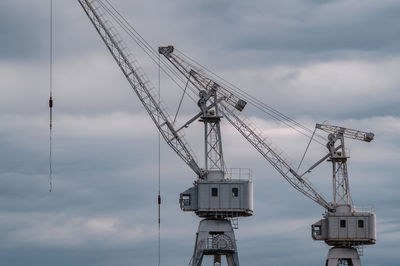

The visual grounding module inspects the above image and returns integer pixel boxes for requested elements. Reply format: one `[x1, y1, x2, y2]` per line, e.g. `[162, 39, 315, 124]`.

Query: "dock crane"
[77, 0, 376, 264]
[159, 46, 376, 266]
[78, 1, 253, 265]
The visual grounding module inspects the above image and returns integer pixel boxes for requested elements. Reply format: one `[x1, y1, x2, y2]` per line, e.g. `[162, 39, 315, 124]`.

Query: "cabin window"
[358, 220, 364, 228]
[340, 220, 346, 228]
[211, 187, 218, 197]
[182, 194, 191, 206]
[232, 187, 239, 197]
[313, 225, 321, 236]
[207, 236, 213, 249]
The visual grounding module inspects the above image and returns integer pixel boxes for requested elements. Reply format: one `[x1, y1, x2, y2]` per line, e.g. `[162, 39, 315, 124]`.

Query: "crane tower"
[311, 124, 376, 266]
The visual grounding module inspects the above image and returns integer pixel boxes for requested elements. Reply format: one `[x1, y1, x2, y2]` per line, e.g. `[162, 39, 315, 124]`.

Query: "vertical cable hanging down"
[48, 0, 54, 192]
[157, 52, 161, 266]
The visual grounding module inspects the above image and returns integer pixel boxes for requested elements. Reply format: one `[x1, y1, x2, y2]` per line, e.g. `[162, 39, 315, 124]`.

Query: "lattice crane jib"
[78, 0, 202, 177]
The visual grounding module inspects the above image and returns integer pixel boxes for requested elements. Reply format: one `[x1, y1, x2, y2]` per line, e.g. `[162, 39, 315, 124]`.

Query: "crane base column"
[191, 219, 239, 266]
[326, 247, 361, 266]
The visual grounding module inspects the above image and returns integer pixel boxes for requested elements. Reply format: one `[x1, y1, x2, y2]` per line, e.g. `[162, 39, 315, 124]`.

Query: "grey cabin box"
[180, 179, 253, 218]
[312, 209, 376, 246]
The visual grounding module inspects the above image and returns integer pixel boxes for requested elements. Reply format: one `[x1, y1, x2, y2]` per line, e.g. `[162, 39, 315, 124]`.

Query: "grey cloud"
[1, 0, 400, 266]
[170, 0, 400, 68]
[2, 0, 400, 66]
[0, 1, 49, 61]
[231, 4, 400, 53]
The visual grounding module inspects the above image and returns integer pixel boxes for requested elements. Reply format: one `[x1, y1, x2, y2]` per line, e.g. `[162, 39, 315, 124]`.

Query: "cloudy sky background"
[1, 0, 399, 265]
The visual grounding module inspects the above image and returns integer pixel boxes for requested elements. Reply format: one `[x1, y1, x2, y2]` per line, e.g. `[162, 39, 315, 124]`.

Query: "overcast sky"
[1, 0, 399, 265]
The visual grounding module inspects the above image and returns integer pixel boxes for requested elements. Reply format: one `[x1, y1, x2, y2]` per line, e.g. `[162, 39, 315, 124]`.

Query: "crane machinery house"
[180, 171, 253, 218]
[312, 205, 376, 246]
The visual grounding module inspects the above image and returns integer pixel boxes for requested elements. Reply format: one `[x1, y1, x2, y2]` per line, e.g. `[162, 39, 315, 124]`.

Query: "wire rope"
[48, 0, 54, 192]
[297, 127, 317, 172]
[173, 77, 191, 125]
[157, 52, 161, 266]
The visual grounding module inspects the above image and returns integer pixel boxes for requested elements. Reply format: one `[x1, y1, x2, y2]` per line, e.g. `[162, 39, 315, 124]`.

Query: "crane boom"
[78, 0, 203, 177]
[316, 123, 374, 142]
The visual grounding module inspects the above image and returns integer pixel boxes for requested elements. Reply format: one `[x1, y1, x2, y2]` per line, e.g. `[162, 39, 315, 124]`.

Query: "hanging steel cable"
[48, 0, 54, 192]
[157, 53, 161, 266]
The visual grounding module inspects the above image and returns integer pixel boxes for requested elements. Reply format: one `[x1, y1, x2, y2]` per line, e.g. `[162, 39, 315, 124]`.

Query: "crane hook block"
[49, 97, 53, 108]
